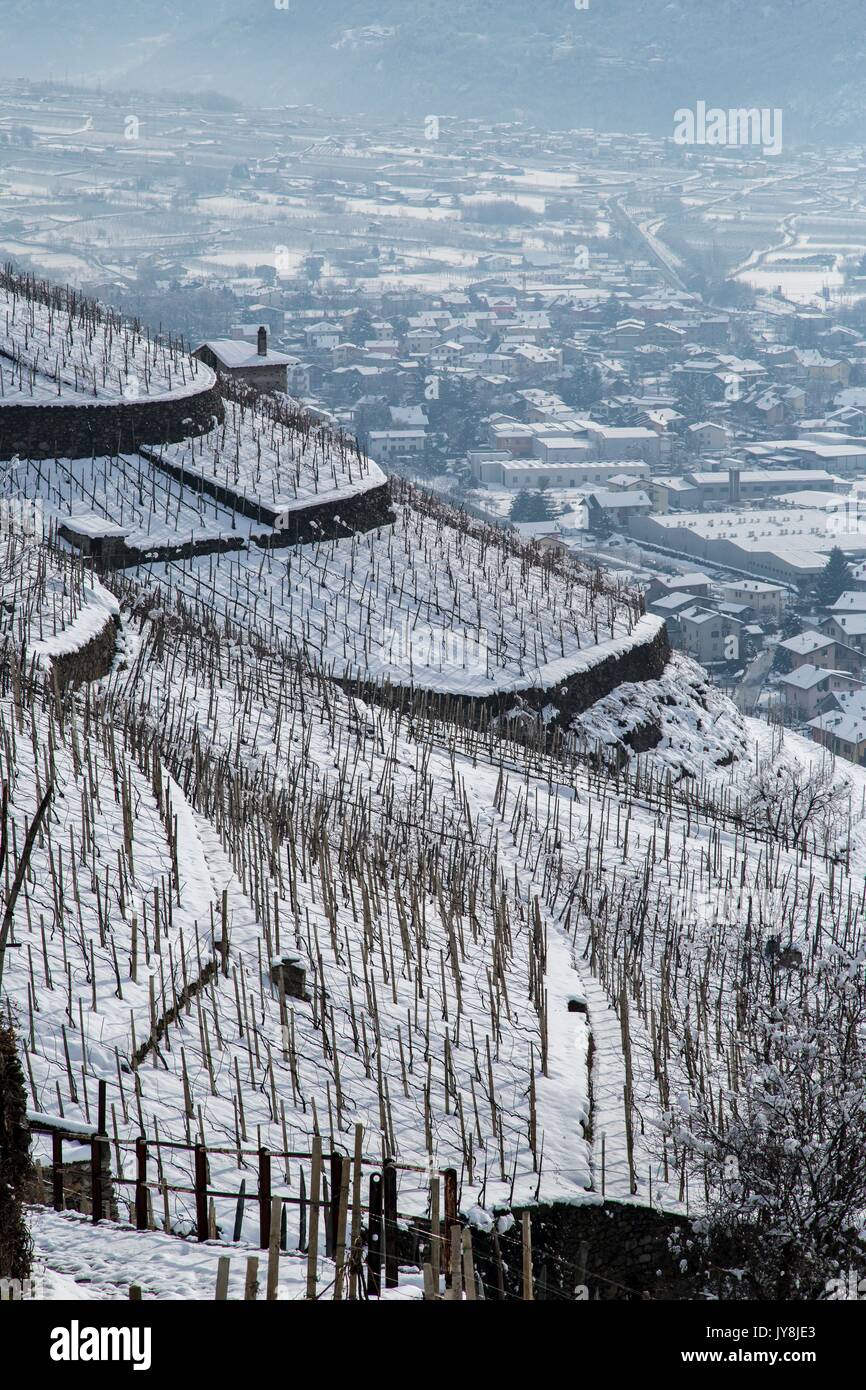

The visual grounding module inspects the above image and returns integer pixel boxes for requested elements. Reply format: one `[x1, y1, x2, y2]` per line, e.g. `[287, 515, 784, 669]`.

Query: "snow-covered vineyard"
[0, 273, 652, 710]
[0, 268, 210, 406]
[0, 277, 864, 1305]
[144, 492, 647, 695]
[145, 386, 383, 522]
[0, 579, 587, 1292]
[1, 541, 865, 1298]
[8, 451, 648, 704]
[12, 449, 274, 556]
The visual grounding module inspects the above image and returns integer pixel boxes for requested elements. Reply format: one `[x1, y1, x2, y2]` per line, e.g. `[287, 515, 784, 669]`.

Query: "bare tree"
[742, 753, 851, 855]
[671, 957, 866, 1299]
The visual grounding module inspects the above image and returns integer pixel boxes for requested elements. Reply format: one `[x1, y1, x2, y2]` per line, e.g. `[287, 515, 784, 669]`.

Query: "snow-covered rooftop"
[197, 338, 298, 369]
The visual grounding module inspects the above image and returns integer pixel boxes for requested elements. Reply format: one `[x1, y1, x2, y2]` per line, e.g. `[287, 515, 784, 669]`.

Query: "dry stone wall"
[0, 385, 224, 462]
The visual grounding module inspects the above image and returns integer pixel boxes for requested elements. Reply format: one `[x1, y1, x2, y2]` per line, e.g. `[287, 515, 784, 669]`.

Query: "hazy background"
[2, 0, 862, 142]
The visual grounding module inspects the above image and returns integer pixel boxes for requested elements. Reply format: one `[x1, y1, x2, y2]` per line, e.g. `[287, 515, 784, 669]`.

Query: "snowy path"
[27, 1208, 421, 1301]
[579, 976, 634, 1199]
[457, 755, 593, 1199]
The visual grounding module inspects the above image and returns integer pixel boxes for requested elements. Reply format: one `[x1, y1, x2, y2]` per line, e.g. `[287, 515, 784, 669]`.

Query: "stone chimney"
[728, 463, 741, 505]
[257, 325, 267, 357]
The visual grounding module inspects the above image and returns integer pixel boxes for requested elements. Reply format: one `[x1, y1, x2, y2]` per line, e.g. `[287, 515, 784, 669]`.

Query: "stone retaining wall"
[47, 613, 120, 691]
[343, 617, 671, 731]
[0, 384, 224, 461]
[59, 527, 248, 572]
[146, 445, 394, 541]
[255, 482, 395, 547]
[478, 1198, 695, 1300]
[393, 1195, 697, 1300]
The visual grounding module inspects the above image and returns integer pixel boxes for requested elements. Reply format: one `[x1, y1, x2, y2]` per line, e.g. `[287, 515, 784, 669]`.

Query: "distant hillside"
[4, 0, 866, 143]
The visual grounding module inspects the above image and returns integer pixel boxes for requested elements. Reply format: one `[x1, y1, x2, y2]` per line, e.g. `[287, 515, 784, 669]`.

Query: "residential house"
[647, 591, 702, 642]
[824, 612, 866, 656]
[779, 665, 864, 722]
[651, 477, 701, 512]
[390, 405, 428, 429]
[795, 350, 850, 388]
[678, 606, 743, 665]
[824, 591, 866, 615]
[646, 573, 713, 603]
[687, 421, 731, 452]
[585, 489, 652, 531]
[194, 329, 295, 392]
[809, 690, 866, 765]
[367, 429, 427, 460]
[778, 629, 863, 674]
[587, 424, 661, 464]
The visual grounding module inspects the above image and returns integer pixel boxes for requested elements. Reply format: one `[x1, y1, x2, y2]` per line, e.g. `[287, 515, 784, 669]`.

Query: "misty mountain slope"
[4, 0, 864, 141]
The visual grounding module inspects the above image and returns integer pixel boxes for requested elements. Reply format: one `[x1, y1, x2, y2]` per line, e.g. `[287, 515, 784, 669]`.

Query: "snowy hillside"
[0, 268, 213, 406]
[0, 274, 654, 708]
[1, 278, 865, 1303]
[2, 584, 589, 1269]
[146, 488, 650, 697]
[1, 541, 863, 1300]
[571, 654, 750, 779]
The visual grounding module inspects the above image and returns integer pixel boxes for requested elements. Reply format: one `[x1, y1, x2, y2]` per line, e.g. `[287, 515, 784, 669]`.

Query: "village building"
[194, 328, 296, 392]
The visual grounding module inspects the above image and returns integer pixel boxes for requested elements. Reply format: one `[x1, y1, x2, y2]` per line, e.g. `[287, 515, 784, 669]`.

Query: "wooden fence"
[27, 1082, 474, 1299]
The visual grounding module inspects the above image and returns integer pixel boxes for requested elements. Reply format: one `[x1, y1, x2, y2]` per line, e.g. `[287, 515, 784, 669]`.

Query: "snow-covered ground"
[147, 394, 384, 518]
[10, 406, 386, 558]
[28, 1208, 418, 1300]
[4, 517, 866, 1299]
[142, 500, 649, 696]
[572, 653, 749, 778]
